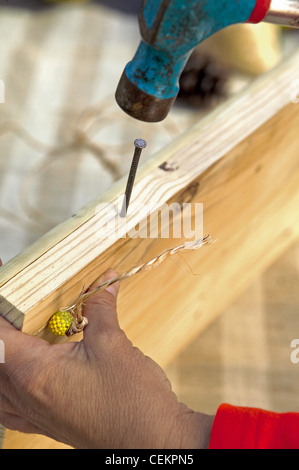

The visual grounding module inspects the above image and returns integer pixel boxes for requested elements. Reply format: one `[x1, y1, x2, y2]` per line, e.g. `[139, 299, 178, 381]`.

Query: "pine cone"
[177, 51, 229, 108]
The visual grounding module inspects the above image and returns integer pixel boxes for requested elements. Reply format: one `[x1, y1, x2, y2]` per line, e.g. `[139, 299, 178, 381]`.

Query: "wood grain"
[0, 49, 299, 448]
[0, 49, 298, 291]
[1, 100, 299, 361]
[2, 431, 71, 450]
[3, 99, 299, 450]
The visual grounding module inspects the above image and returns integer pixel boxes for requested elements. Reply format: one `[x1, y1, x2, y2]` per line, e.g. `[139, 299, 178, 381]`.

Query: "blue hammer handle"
[115, 0, 298, 122]
[133, 0, 258, 99]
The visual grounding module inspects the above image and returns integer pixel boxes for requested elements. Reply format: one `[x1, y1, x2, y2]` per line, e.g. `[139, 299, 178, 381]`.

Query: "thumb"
[82, 270, 120, 346]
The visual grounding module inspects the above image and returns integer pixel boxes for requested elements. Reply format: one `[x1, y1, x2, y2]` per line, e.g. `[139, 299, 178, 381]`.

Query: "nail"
[120, 138, 147, 217]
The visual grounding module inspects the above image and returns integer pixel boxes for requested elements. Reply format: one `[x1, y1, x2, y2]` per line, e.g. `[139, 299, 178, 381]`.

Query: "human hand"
[0, 265, 213, 449]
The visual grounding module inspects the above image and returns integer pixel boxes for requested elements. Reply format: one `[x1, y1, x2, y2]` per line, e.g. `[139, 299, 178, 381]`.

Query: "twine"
[64, 235, 212, 336]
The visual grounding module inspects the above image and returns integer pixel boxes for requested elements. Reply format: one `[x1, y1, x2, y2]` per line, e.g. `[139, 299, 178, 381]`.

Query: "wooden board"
[1, 49, 299, 449]
[0, 425, 5, 449]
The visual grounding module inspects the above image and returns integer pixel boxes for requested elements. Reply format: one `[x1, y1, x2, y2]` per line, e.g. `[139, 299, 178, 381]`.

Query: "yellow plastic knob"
[48, 311, 73, 336]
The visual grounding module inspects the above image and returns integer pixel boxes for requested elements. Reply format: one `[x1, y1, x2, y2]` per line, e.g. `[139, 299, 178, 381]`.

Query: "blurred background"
[0, 0, 299, 448]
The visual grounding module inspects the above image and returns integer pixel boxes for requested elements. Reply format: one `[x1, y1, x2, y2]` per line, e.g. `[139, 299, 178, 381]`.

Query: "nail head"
[134, 138, 147, 149]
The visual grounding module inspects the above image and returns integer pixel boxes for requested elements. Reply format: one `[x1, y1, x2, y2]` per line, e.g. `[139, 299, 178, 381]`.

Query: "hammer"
[115, 0, 299, 122]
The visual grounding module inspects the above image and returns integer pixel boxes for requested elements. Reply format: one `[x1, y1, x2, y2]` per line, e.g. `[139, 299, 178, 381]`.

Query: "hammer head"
[115, 0, 270, 122]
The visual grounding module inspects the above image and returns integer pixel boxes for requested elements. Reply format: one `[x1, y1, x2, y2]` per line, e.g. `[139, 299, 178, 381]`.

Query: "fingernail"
[102, 270, 119, 298]
[105, 284, 118, 298]
[87, 270, 119, 297]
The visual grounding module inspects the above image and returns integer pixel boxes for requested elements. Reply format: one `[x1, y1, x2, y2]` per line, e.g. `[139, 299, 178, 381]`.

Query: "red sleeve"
[209, 403, 299, 449]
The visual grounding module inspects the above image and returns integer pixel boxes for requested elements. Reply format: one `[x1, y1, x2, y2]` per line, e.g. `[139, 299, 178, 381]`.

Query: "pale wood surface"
[0, 50, 298, 338]
[1, 47, 298, 290]
[3, 431, 71, 450]
[166, 240, 299, 415]
[0, 49, 298, 351]
[0, 98, 299, 363]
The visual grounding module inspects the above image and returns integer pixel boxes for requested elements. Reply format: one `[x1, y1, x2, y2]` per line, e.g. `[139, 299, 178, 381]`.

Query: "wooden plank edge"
[0, 50, 298, 334]
[0, 48, 298, 288]
[0, 295, 24, 330]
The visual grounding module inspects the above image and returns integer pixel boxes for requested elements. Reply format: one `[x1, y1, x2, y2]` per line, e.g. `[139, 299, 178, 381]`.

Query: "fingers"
[89, 269, 119, 298]
[0, 315, 50, 376]
[0, 315, 30, 362]
[82, 270, 121, 346]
